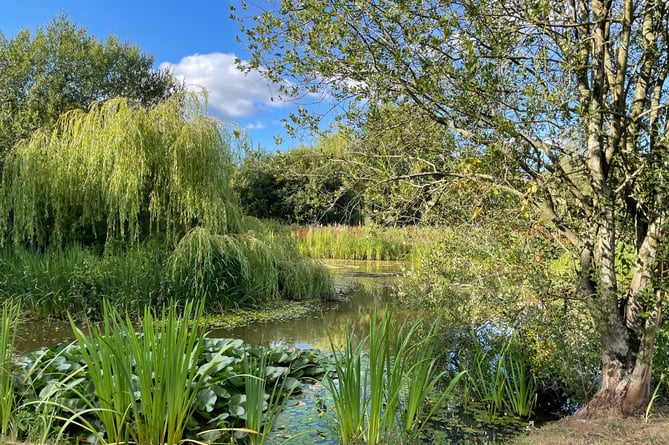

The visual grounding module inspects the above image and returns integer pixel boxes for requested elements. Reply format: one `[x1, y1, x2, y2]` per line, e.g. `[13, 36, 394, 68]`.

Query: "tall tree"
[234, 0, 669, 417]
[0, 94, 240, 249]
[235, 133, 364, 225]
[0, 15, 179, 161]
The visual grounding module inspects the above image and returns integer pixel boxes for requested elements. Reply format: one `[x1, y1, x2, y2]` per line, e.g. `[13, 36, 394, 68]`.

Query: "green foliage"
[398, 224, 600, 410]
[235, 0, 669, 413]
[170, 227, 276, 307]
[0, 230, 333, 318]
[325, 311, 463, 444]
[241, 350, 297, 445]
[235, 133, 363, 225]
[293, 225, 431, 261]
[0, 299, 20, 437]
[0, 95, 240, 249]
[0, 15, 178, 158]
[0, 244, 166, 317]
[458, 332, 537, 423]
[13, 321, 330, 444]
[66, 300, 214, 444]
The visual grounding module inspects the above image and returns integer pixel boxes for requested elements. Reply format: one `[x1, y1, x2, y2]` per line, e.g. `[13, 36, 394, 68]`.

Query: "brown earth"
[513, 408, 669, 445]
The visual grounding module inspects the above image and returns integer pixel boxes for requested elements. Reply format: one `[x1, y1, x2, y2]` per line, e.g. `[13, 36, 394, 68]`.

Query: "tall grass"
[325, 311, 463, 444]
[293, 225, 417, 261]
[170, 227, 333, 308]
[67, 299, 230, 445]
[243, 350, 294, 445]
[0, 227, 334, 318]
[460, 332, 538, 424]
[325, 330, 366, 444]
[0, 244, 165, 317]
[0, 299, 20, 437]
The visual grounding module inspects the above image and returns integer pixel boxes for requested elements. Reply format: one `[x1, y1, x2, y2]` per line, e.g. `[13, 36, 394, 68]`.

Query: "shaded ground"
[514, 408, 669, 445]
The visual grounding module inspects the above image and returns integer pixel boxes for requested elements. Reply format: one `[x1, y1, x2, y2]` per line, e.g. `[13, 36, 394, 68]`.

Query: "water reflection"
[13, 260, 406, 354]
[15, 318, 76, 354]
[209, 260, 404, 350]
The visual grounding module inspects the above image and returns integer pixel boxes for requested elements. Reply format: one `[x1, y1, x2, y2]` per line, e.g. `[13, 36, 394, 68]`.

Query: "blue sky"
[0, 0, 325, 151]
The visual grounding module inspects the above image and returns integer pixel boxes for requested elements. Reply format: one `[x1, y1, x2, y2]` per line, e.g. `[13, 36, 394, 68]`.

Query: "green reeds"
[291, 224, 456, 263]
[68, 299, 229, 445]
[461, 332, 538, 424]
[325, 330, 366, 444]
[0, 244, 165, 317]
[326, 312, 463, 444]
[0, 227, 334, 318]
[243, 350, 294, 445]
[0, 299, 20, 438]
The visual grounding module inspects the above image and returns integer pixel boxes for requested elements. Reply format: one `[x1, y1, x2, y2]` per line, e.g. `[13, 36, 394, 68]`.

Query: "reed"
[326, 312, 462, 444]
[0, 244, 166, 317]
[294, 225, 414, 261]
[460, 332, 538, 424]
[68, 299, 229, 445]
[243, 350, 294, 445]
[0, 299, 20, 438]
[504, 351, 538, 418]
[325, 330, 366, 444]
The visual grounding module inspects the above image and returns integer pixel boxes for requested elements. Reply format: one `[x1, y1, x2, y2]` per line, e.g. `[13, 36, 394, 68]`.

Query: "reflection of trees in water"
[219, 263, 404, 351]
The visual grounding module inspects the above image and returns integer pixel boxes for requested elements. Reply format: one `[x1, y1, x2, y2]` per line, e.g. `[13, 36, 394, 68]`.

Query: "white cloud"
[160, 53, 287, 119]
[245, 121, 265, 130]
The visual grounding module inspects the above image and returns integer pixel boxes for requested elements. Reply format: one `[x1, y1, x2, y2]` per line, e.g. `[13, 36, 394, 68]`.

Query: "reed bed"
[0, 299, 20, 437]
[0, 228, 334, 318]
[6, 305, 330, 444]
[292, 224, 447, 262]
[325, 311, 464, 444]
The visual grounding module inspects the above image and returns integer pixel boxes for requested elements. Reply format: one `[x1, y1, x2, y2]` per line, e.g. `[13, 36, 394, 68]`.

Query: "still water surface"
[14, 260, 405, 354]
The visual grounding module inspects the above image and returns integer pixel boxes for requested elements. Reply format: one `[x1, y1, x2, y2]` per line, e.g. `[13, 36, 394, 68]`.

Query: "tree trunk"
[576, 333, 652, 418]
[576, 215, 665, 418]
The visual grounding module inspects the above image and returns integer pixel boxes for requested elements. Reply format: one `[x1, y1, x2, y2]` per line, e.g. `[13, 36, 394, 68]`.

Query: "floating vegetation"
[14, 336, 331, 444]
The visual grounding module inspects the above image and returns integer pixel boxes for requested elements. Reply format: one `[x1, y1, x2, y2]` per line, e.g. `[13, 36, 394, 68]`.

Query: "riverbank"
[515, 408, 669, 444]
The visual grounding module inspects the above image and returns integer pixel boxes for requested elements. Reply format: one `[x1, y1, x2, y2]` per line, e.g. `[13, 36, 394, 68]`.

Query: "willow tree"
[0, 95, 240, 248]
[235, 0, 669, 417]
[0, 15, 179, 164]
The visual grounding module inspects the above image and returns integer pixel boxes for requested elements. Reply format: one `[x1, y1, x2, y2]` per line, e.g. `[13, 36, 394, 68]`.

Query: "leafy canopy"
[0, 94, 241, 249]
[0, 15, 179, 157]
[235, 0, 669, 415]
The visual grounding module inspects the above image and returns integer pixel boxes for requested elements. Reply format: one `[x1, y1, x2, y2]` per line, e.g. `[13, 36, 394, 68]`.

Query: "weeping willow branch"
[0, 94, 241, 248]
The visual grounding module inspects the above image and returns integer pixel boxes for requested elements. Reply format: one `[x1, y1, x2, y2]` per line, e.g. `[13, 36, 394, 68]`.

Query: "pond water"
[210, 260, 405, 350]
[13, 260, 406, 354]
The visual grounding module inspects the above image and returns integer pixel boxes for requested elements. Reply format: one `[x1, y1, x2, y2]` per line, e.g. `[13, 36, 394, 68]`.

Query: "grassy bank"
[0, 228, 334, 319]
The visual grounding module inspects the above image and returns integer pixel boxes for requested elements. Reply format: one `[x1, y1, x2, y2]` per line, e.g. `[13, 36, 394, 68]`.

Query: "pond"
[12, 260, 407, 445]
[14, 260, 406, 354]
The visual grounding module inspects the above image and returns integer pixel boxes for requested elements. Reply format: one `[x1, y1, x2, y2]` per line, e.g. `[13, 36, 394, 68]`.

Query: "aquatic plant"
[66, 300, 231, 445]
[0, 299, 20, 437]
[326, 311, 463, 444]
[13, 325, 329, 444]
[243, 349, 298, 445]
[460, 332, 538, 426]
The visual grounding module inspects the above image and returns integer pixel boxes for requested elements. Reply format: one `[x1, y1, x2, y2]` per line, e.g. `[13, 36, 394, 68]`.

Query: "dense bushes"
[396, 224, 601, 412]
[0, 230, 333, 318]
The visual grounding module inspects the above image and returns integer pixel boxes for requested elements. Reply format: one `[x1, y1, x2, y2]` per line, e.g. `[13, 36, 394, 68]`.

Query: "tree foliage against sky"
[0, 94, 240, 249]
[235, 133, 364, 225]
[0, 15, 179, 161]
[235, 0, 669, 417]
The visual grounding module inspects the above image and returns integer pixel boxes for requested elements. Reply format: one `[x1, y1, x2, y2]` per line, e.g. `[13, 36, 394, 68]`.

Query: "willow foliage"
[0, 95, 240, 248]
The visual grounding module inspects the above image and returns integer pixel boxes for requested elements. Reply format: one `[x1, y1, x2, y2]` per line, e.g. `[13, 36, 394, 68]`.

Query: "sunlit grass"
[0, 299, 20, 437]
[325, 311, 463, 444]
[292, 225, 444, 262]
[67, 299, 230, 445]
